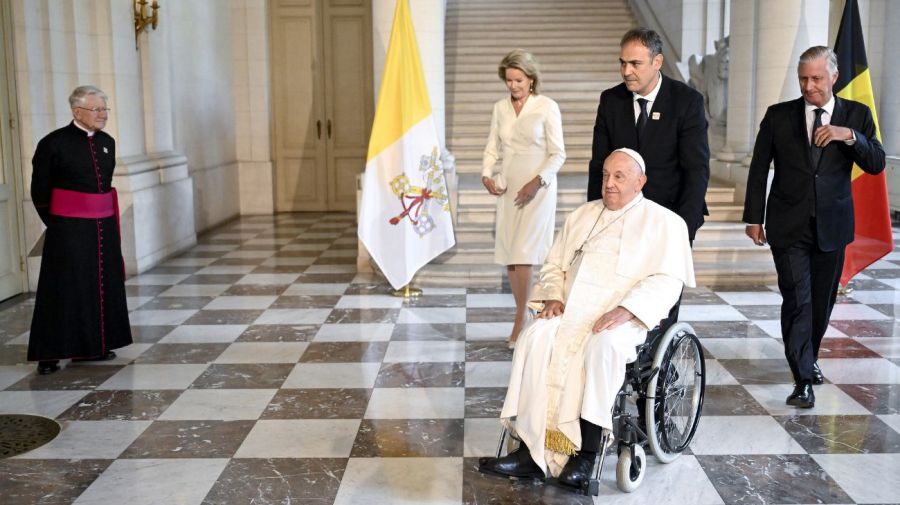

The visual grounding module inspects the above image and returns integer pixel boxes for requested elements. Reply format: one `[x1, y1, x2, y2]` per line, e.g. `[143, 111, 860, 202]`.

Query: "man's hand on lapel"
[813, 125, 854, 147]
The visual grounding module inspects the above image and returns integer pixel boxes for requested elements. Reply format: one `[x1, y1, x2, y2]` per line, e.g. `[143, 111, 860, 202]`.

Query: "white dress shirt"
[632, 72, 663, 123]
[805, 95, 856, 145]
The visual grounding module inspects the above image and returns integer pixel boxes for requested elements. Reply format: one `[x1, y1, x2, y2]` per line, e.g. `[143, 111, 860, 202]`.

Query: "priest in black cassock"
[28, 85, 132, 375]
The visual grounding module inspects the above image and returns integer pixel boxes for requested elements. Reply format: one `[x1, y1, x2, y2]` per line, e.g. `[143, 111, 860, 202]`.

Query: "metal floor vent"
[0, 414, 61, 458]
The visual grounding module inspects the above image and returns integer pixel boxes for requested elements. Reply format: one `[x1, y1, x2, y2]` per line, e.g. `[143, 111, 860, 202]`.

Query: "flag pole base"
[392, 284, 423, 298]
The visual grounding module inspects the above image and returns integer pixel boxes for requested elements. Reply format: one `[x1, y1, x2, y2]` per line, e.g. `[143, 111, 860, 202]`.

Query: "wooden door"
[0, 0, 24, 300]
[270, 0, 373, 211]
[270, 0, 328, 211]
[322, 0, 373, 211]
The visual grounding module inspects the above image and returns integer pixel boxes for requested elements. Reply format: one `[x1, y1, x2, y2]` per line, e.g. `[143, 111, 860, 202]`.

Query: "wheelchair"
[492, 307, 706, 495]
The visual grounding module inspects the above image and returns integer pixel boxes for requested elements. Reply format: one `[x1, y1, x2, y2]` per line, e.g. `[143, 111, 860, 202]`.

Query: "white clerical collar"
[73, 120, 96, 137]
[633, 72, 662, 102]
[804, 94, 835, 116]
[604, 193, 644, 215]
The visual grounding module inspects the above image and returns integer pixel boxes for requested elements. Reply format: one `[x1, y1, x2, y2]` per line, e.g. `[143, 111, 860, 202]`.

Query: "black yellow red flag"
[835, 0, 891, 285]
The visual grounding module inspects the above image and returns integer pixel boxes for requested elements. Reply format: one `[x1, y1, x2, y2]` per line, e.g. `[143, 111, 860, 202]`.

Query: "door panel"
[270, 5, 327, 211]
[323, 3, 373, 211]
[271, 0, 373, 211]
[0, 1, 23, 300]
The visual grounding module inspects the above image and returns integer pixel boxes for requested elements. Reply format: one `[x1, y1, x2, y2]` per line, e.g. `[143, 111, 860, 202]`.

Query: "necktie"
[810, 108, 825, 170]
[636, 98, 649, 147]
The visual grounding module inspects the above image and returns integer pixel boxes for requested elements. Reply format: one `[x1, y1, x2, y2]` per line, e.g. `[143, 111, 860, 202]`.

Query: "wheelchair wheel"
[615, 444, 646, 493]
[645, 322, 705, 464]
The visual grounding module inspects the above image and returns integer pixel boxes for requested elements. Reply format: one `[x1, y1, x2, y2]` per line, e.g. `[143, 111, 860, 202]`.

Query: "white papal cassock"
[499, 195, 695, 477]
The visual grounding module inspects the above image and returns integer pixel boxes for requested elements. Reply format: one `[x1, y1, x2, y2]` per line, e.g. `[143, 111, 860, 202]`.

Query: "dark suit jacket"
[587, 75, 710, 240]
[742, 96, 886, 252]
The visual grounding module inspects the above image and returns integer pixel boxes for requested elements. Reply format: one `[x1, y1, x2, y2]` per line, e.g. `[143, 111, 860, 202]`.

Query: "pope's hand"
[538, 300, 565, 319]
[592, 306, 635, 333]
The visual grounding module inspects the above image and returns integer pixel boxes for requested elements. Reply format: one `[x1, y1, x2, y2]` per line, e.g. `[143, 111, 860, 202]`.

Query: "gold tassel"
[545, 429, 578, 455]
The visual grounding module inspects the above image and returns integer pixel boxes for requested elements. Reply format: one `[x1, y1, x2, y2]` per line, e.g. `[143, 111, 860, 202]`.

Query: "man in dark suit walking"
[588, 28, 710, 242]
[744, 46, 885, 408]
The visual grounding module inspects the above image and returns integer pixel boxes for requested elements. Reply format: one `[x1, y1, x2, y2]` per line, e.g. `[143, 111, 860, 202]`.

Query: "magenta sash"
[49, 188, 117, 218]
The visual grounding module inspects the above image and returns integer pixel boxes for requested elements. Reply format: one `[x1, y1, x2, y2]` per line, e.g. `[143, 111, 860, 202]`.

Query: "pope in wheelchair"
[479, 148, 702, 494]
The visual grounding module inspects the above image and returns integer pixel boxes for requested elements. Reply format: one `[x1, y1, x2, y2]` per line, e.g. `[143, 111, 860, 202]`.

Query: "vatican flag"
[358, 0, 455, 289]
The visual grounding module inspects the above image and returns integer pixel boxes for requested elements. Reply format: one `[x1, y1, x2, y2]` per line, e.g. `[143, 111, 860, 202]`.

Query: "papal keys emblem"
[388, 147, 450, 237]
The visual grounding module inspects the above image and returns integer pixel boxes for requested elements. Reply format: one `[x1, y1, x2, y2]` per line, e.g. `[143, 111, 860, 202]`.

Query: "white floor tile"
[98, 364, 209, 390]
[314, 324, 395, 342]
[678, 305, 747, 321]
[365, 388, 464, 419]
[335, 295, 405, 309]
[465, 361, 512, 387]
[596, 455, 724, 504]
[715, 291, 783, 306]
[688, 416, 805, 455]
[73, 458, 228, 505]
[463, 418, 503, 457]
[855, 337, 900, 358]
[129, 310, 198, 326]
[214, 342, 308, 363]
[234, 419, 360, 458]
[203, 296, 278, 310]
[829, 304, 890, 320]
[383, 341, 465, 362]
[817, 358, 900, 383]
[237, 273, 300, 285]
[0, 365, 35, 389]
[0, 391, 90, 418]
[254, 309, 331, 325]
[15, 420, 151, 459]
[398, 308, 466, 324]
[743, 384, 870, 415]
[812, 454, 900, 504]
[333, 457, 463, 505]
[283, 283, 349, 295]
[158, 284, 231, 297]
[466, 294, 516, 308]
[125, 274, 189, 286]
[466, 322, 512, 340]
[158, 325, 247, 343]
[700, 338, 785, 359]
[158, 389, 277, 420]
[283, 363, 382, 389]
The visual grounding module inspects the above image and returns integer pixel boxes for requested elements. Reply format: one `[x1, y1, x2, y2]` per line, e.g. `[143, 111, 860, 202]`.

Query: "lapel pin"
[103, 147, 108, 154]
[651, 112, 661, 120]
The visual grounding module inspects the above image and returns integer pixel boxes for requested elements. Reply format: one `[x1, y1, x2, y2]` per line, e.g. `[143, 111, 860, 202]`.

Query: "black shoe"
[37, 361, 60, 375]
[811, 362, 825, 385]
[557, 451, 596, 488]
[786, 383, 815, 408]
[478, 445, 544, 479]
[72, 351, 117, 362]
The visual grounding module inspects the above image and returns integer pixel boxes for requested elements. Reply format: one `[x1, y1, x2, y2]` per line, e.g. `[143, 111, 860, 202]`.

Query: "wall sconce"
[133, 0, 160, 49]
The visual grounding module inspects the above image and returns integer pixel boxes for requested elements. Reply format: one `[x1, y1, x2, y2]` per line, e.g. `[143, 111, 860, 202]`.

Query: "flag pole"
[392, 284, 423, 298]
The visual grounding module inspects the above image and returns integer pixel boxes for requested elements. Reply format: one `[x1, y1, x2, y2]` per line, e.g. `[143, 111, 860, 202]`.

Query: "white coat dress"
[481, 94, 566, 265]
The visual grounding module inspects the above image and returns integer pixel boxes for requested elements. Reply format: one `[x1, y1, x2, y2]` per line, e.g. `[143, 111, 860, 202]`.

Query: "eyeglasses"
[76, 107, 111, 113]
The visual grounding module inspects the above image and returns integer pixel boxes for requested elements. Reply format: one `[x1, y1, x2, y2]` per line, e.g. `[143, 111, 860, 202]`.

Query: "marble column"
[715, 0, 829, 199]
[232, 0, 274, 215]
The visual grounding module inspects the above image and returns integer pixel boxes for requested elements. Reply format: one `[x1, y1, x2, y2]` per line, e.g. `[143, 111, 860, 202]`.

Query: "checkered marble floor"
[1, 212, 900, 505]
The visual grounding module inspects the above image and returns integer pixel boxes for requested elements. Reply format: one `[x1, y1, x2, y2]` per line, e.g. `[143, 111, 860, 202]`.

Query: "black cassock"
[28, 122, 132, 361]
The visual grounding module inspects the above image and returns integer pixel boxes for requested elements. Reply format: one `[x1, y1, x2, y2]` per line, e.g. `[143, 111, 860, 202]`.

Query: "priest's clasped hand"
[592, 306, 635, 333]
[538, 300, 565, 319]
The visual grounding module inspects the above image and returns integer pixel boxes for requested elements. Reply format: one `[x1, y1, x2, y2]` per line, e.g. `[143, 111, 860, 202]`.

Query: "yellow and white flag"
[358, 0, 454, 289]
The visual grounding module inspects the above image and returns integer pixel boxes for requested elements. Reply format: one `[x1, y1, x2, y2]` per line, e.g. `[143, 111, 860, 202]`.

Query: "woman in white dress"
[481, 49, 566, 346]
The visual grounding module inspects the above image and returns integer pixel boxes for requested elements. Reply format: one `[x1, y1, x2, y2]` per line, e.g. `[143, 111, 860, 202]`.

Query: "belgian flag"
[835, 0, 892, 286]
